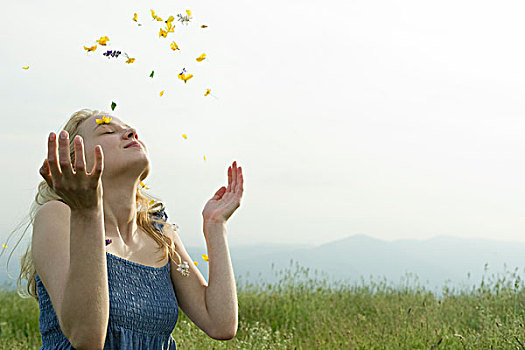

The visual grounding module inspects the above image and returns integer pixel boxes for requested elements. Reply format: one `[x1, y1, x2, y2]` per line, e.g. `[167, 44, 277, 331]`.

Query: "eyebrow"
[93, 120, 132, 131]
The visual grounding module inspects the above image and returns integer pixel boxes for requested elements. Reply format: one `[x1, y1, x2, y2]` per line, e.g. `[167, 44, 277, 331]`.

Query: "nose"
[125, 128, 138, 140]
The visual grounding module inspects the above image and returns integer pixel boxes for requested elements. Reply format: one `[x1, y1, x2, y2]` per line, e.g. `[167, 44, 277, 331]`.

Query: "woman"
[25, 108, 242, 349]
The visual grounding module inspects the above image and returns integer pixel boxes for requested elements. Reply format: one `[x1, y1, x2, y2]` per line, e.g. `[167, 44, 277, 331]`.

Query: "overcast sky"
[2, 0, 525, 260]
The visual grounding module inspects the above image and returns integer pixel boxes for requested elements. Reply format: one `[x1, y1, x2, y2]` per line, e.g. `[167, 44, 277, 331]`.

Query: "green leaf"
[111, 101, 117, 111]
[150, 70, 154, 78]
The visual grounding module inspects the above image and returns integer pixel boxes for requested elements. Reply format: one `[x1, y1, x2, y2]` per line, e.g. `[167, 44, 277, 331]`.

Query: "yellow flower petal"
[182, 134, 187, 139]
[84, 45, 97, 52]
[96, 36, 109, 45]
[204, 89, 211, 96]
[202, 254, 208, 262]
[156, 16, 164, 21]
[140, 181, 150, 190]
[151, 9, 157, 19]
[126, 57, 135, 64]
[166, 16, 175, 23]
[194, 261, 199, 266]
[170, 41, 179, 50]
[149, 200, 155, 205]
[203, 155, 206, 161]
[159, 28, 167, 37]
[160, 90, 165, 97]
[186, 10, 192, 16]
[22, 66, 29, 69]
[2, 243, 7, 249]
[133, 13, 138, 22]
[196, 53, 206, 62]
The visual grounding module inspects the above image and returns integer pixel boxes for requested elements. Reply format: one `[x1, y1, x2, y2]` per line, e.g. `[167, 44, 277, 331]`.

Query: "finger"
[39, 159, 53, 188]
[89, 145, 104, 179]
[231, 161, 237, 191]
[47, 132, 61, 179]
[237, 166, 243, 192]
[227, 165, 232, 192]
[58, 131, 74, 177]
[74, 136, 87, 175]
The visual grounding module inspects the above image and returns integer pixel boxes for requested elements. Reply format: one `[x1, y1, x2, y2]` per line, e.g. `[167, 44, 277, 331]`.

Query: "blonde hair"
[1, 108, 182, 301]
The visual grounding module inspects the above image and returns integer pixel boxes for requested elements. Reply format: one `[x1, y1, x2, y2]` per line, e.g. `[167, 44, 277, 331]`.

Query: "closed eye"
[104, 131, 114, 134]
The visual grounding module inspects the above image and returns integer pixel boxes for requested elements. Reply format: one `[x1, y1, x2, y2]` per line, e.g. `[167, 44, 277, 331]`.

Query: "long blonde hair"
[1, 108, 182, 301]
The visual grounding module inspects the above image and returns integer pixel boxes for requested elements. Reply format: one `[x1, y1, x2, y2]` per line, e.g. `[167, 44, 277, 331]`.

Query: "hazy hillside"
[2, 235, 525, 294]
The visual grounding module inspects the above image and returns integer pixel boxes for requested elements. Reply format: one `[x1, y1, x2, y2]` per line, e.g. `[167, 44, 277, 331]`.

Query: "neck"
[101, 177, 140, 245]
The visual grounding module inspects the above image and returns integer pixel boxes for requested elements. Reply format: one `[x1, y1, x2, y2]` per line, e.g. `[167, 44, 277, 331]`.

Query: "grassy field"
[1, 261, 525, 349]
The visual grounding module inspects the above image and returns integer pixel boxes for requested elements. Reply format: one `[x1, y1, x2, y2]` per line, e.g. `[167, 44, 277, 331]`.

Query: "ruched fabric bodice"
[35, 205, 179, 349]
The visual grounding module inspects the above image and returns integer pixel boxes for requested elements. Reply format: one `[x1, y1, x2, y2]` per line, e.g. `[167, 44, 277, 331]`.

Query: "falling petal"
[150, 70, 155, 78]
[201, 25, 208, 28]
[194, 261, 198, 266]
[149, 200, 155, 205]
[202, 254, 208, 262]
[160, 90, 165, 97]
[133, 13, 138, 22]
[170, 41, 180, 51]
[151, 9, 157, 20]
[84, 45, 97, 52]
[126, 57, 135, 64]
[140, 181, 150, 190]
[182, 134, 187, 139]
[166, 16, 175, 23]
[204, 155, 206, 161]
[186, 10, 192, 16]
[196, 53, 206, 62]
[159, 28, 168, 38]
[22, 66, 29, 69]
[204, 89, 211, 96]
[2, 243, 7, 249]
[111, 101, 117, 111]
[96, 36, 109, 45]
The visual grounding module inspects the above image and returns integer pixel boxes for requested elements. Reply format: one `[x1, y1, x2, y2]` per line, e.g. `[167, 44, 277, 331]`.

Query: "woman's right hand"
[39, 130, 104, 211]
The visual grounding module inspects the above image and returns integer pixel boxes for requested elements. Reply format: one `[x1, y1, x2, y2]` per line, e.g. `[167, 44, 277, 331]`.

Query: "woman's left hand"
[202, 161, 244, 224]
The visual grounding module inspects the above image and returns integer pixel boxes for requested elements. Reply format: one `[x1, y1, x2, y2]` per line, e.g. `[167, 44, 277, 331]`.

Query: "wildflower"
[111, 101, 117, 111]
[96, 36, 109, 45]
[204, 89, 211, 96]
[151, 9, 158, 20]
[2, 243, 7, 249]
[166, 21, 175, 33]
[194, 261, 199, 266]
[160, 90, 165, 97]
[196, 53, 206, 62]
[140, 181, 150, 189]
[170, 41, 180, 51]
[182, 134, 187, 139]
[177, 13, 191, 25]
[96, 115, 112, 124]
[105, 238, 112, 246]
[84, 45, 97, 52]
[178, 68, 193, 83]
[103, 50, 122, 58]
[22, 66, 29, 69]
[201, 25, 208, 28]
[202, 254, 209, 262]
[176, 261, 190, 276]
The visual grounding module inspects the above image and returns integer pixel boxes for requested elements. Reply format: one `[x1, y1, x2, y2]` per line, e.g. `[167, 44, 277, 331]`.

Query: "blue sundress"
[35, 202, 179, 349]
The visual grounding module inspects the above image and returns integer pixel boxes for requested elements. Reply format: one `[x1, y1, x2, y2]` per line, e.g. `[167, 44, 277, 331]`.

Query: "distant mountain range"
[3, 235, 525, 294]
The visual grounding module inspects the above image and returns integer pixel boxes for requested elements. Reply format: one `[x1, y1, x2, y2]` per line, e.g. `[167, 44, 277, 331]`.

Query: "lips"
[124, 141, 141, 148]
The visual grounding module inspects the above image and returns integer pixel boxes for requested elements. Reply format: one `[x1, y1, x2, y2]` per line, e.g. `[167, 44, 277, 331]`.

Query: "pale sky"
[2, 0, 525, 256]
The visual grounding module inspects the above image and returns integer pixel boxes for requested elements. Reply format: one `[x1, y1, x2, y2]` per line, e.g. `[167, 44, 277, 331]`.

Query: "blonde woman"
[22, 109, 242, 349]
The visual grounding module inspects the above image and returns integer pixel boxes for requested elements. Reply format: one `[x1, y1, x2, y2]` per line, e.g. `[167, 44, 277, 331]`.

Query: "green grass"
[2, 261, 525, 349]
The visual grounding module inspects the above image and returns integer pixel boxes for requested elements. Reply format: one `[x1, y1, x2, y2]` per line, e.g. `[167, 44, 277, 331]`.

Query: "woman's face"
[77, 114, 150, 180]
